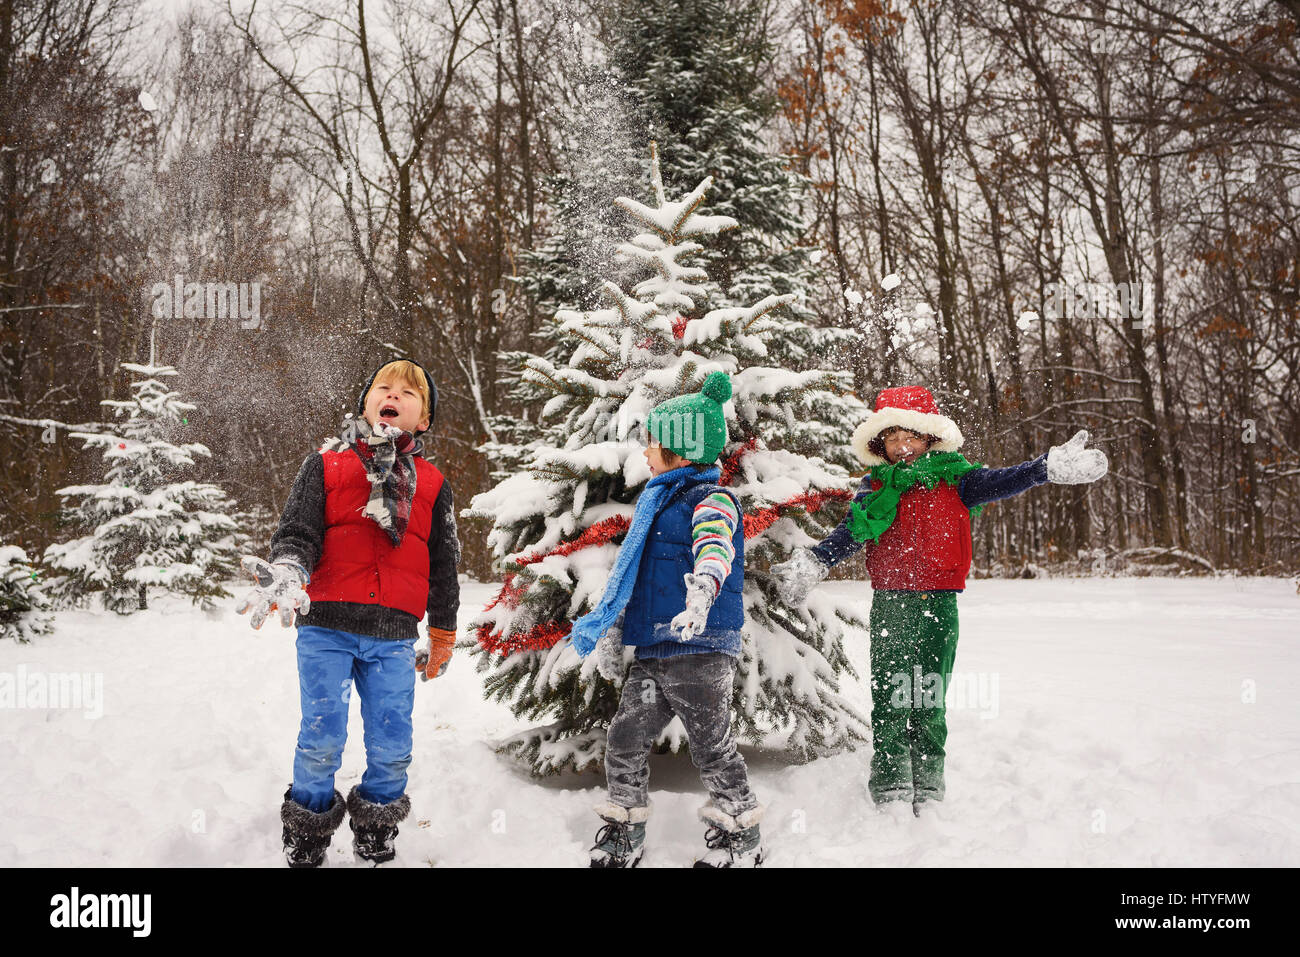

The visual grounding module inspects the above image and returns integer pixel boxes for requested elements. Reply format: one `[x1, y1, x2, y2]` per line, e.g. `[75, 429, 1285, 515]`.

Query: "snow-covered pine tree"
[43, 358, 240, 613]
[467, 144, 870, 774]
[0, 546, 54, 642]
[610, 0, 821, 324]
[491, 0, 850, 470]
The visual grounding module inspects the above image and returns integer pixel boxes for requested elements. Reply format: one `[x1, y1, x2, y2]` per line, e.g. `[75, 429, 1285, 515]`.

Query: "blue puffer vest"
[622, 474, 745, 657]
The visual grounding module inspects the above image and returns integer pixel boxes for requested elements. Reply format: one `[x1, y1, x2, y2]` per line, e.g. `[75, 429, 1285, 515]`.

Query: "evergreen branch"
[672, 177, 713, 236]
[740, 294, 799, 334]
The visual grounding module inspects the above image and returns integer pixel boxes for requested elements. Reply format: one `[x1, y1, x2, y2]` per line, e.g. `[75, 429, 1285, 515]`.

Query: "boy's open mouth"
[379, 405, 399, 419]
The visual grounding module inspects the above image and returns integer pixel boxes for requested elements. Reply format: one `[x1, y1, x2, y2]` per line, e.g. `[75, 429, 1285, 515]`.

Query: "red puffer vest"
[305, 449, 444, 618]
[865, 478, 973, 591]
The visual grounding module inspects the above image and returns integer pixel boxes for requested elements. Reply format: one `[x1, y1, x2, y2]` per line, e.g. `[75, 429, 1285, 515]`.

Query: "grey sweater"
[269, 452, 461, 640]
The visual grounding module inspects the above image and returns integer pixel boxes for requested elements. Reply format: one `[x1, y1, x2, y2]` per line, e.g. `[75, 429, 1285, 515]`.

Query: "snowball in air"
[881, 273, 901, 291]
[138, 91, 158, 112]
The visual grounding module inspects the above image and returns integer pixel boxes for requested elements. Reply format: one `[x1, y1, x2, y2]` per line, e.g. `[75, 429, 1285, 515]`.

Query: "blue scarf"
[569, 464, 722, 658]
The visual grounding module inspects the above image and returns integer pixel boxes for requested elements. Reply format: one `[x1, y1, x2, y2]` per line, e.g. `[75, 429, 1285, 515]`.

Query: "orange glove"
[416, 626, 456, 681]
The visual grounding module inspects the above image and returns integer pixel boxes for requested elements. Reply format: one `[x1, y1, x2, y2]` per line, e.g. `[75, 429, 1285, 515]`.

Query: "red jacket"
[864, 478, 972, 591]
[305, 450, 445, 618]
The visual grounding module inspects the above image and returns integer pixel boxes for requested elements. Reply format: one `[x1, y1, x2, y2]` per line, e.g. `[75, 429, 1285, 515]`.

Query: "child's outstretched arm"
[808, 474, 875, 568]
[669, 491, 739, 641]
[771, 474, 875, 604]
[958, 454, 1049, 508]
[417, 483, 461, 680]
[959, 430, 1109, 508]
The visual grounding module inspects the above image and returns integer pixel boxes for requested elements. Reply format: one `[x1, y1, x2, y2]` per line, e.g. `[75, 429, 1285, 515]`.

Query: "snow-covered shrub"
[0, 546, 54, 642]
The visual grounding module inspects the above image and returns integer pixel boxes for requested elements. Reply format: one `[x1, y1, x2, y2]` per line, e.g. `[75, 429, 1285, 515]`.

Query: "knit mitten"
[416, 627, 456, 681]
[770, 547, 829, 605]
[1046, 430, 1109, 484]
[669, 573, 716, 641]
[595, 624, 626, 684]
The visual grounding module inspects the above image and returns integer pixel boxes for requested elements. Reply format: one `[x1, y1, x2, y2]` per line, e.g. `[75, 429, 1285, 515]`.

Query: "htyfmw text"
[1191, 893, 1249, 905]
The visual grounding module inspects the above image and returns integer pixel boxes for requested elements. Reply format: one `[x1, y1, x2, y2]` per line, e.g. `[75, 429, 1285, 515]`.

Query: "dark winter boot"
[345, 786, 411, 865]
[693, 804, 764, 868]
[588, 801, 648, 868]
[280, 787, 345, 868]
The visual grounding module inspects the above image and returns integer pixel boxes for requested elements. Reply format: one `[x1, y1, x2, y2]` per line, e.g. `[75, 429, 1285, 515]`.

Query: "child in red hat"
[772, 385, 1108, 813]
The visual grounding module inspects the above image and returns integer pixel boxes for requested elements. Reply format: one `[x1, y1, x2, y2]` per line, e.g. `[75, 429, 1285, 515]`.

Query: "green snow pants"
[867, 589, 960, 804]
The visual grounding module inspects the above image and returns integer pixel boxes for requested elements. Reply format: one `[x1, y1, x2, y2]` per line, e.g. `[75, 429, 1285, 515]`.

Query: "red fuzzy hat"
[850, 385, 963, 466]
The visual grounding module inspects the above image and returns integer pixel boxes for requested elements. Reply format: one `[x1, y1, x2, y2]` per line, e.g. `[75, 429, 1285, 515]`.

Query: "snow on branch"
[684, 293, 799, 347]
[613, 142, 739, 242]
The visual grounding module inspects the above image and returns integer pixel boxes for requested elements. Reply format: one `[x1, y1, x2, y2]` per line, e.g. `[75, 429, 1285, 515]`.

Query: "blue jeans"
[289, 626, 416, 812]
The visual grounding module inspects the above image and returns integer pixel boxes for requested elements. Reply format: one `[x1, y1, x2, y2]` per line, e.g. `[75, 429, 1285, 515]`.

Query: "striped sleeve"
[691, 491, 740, 595]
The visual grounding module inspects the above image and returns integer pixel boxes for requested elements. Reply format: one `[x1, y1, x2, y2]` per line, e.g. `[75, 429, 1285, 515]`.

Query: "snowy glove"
[669, 573, 717, 642]
[1046, 430, 1109, 484]
[235, 556, 311, 629]
[416, 626, 456, 681]
[770, 547, 829, 605]
[595, 624, 626, 685]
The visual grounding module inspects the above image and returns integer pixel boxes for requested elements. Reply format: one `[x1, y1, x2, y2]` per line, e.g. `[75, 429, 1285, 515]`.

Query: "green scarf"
[847, 451, 984, 544]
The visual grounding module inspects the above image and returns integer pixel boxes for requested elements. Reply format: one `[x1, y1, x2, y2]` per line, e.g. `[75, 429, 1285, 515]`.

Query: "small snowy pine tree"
[467, 145, 871, 774]
[43, 358, 240, 613]
[0, 546, 54, 642]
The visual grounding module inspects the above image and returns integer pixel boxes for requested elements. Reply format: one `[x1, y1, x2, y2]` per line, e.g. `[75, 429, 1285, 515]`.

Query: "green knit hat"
[645, 371, 732, 464]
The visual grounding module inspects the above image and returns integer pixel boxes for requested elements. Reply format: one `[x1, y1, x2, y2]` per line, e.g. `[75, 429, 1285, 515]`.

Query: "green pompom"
[701, 371, 732, 405]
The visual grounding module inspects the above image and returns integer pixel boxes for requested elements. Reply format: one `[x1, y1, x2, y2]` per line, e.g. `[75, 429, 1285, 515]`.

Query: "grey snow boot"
[281, 787, 346, 868]
[346, 786, 411, 865]
[589, 801, 649, 868]
[693, 803, 765, 868]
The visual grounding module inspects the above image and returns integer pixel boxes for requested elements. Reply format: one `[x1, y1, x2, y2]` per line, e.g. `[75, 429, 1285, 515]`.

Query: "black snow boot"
[588, 801, 648, 868]
[280, 787, 346, 868]
[693, 803, 765, 868]
[346, 786, 411, 865]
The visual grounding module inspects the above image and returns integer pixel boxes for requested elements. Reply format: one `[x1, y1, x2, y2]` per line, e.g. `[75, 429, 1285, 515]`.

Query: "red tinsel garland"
[475, 479, 855, 657]
[476, 619, 572, 656]
[718, 437, 759, 486]
[742, 487, 853, 538]
[514, 514, 630, 569]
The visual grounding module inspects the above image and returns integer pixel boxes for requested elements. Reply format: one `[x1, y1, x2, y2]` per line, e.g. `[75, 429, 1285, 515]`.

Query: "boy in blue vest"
[570, 372, 763, 868]
[235, 358, 461, 867]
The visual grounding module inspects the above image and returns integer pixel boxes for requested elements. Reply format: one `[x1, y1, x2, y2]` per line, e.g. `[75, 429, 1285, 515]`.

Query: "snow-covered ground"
[1, 576, 1296, 867]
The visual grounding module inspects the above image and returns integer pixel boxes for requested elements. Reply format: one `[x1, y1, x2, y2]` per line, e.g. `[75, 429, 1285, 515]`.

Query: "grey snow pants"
[604, 651, 758, 818]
